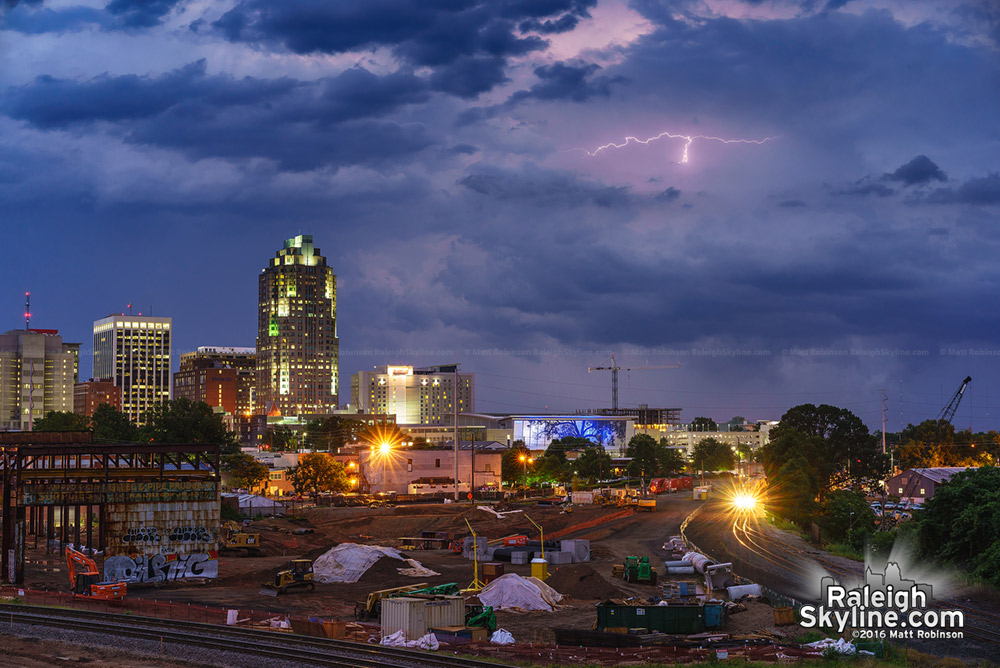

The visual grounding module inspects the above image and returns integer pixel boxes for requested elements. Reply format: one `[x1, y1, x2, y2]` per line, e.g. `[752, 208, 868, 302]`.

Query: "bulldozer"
[220, 521, 263, 557]
[65, 547, 127, 600]
[260, 559, 315, 596]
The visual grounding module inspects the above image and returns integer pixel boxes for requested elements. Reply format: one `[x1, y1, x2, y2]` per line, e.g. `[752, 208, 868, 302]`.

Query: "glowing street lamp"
[519, 453, 534, 491]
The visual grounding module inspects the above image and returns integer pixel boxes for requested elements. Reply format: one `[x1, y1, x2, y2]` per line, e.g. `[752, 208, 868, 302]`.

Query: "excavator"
[220, 521, 263, 557]
[65, 547, 127, 600]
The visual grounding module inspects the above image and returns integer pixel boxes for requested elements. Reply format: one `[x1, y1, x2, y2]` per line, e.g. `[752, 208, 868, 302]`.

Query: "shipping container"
[381, 596, 465, 640]
[596, 603, 706, 634]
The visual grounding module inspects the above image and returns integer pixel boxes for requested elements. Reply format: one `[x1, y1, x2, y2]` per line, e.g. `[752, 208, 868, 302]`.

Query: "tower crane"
[588, 355, 681, 410]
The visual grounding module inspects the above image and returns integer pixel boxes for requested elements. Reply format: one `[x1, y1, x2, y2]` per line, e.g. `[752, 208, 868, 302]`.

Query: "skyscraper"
[93, 315, 172, 425]
[257, 235, 338, 416]
[0, 329, 80, 430]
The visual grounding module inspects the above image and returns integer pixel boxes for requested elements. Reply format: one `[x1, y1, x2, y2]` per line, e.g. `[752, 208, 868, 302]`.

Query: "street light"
[379, 441, 393, 492]
[519, 454, 534, 494]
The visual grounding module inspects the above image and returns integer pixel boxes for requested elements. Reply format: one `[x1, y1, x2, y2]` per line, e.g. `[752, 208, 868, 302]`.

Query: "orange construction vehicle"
[65, 547, 127, 600]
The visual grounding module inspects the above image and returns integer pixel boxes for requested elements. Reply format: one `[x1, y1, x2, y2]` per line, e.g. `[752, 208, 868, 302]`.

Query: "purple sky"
[2, 0, 999, 431]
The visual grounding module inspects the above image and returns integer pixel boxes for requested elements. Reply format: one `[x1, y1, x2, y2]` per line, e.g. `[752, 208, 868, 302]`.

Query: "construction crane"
[588, 355, 681, 410]
[936, 376, 972, 430]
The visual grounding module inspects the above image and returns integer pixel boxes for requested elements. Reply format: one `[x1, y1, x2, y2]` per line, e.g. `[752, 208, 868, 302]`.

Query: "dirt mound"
[356, 556, 407, 584]
[544, 563, 625, 600]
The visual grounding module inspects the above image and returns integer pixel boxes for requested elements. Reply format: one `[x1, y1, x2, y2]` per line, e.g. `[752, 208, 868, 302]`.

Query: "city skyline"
[2, 1, 998, 431]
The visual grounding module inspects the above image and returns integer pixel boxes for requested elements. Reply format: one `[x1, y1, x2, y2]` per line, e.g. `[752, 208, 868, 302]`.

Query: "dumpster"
[704, 603, 726, 629]
[596, 603, 706, 634]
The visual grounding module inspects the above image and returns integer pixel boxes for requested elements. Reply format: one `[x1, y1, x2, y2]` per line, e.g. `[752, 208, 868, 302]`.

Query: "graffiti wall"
[104, 551, 219, 583]
[104, 498, 220, 582]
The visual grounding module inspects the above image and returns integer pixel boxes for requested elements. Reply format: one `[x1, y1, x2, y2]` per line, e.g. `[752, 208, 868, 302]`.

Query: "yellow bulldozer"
[260, 559, 315, 596]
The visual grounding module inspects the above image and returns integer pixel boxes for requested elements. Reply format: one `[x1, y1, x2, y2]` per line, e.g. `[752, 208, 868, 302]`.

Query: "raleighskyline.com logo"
[799, 562, 964, 640]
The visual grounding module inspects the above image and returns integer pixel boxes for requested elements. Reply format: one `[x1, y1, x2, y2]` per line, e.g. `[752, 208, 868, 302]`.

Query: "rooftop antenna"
[24, 291, 30, 329]
[128, 303, 133, 316]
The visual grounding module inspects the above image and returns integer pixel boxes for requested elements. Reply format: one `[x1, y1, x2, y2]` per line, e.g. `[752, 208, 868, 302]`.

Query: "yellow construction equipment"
[260, 559, 315, 596]
[220, 521, 262, 557]
[354, 583, 430, 620]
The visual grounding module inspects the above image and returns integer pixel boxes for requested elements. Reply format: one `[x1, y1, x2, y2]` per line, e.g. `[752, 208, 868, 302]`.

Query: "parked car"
[870, 502, 882, 511]
[884, 502, 897, 510]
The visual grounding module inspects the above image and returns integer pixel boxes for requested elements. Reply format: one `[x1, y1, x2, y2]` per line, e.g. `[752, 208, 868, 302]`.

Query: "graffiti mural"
[104, 551, 219, 583]
[121, 527, 162, 544]
[167, 526, 212, 543]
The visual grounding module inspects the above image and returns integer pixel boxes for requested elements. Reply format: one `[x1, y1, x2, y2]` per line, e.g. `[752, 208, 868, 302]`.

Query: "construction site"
[4, 433, 1000, 666]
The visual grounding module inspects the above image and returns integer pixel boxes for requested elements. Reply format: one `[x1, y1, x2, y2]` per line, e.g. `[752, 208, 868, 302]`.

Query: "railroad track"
[726, 513, 1000, 646]
[0, 603, 516, 668]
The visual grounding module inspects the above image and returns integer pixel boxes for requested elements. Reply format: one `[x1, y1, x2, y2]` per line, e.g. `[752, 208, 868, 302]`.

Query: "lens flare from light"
[733, 492, 759, 511]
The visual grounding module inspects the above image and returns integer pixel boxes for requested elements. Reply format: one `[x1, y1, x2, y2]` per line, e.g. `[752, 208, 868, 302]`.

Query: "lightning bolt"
[575, 130, 775, 164]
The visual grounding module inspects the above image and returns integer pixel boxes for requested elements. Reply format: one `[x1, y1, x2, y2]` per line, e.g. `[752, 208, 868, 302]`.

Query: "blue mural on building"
[515, 418, 629, 450]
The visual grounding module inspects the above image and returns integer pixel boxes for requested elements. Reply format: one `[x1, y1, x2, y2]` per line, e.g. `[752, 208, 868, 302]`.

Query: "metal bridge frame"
[1, 440, 219, 585]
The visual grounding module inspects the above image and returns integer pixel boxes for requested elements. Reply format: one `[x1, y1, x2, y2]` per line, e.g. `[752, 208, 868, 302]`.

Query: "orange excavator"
[65, 547, 127, 600]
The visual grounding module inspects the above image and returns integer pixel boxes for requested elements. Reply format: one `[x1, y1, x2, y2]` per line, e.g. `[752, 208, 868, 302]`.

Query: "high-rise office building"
[173, 346, 256, 416]
[93, 315, 172, 425]
[0, 329, 80, 430]
[256, 235, 339, 416]
[351, 365, 474, 425]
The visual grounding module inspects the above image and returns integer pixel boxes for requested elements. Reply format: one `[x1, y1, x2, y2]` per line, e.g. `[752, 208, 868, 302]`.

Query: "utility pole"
[454, 365, 460, 501]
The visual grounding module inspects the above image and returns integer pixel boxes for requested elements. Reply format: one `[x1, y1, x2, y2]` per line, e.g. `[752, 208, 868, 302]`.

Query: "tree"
[692, 438, 735, 472]
[289, 453, 347, 500]
[819, 490, 876, 547]
[913, 467, 1000, 586]
[264, 425, 297, 451]
[895, 420, 987, 469]
[770, 454, 820, 525]
[764, 404, 883, 492]
[657, 444, 686, 474]
[33, 411, 89, 432]
[223, 453, 269, 492]
[141, 398, 240, 453]
[502, 445, 531, 486]
[534, 453, 571, 483]
[626, 434, 660, 477]
[303, 416, 366, 452]
[691, 417, 718, 432]
[91, 404, 138, 442]
[575, 447, 612, 481]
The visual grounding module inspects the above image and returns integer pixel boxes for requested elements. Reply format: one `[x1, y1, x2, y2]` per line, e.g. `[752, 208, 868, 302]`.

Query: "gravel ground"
[0, 623, 354, 668]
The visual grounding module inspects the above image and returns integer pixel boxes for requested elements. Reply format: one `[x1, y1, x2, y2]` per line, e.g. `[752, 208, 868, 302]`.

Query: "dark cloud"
[427, 56, 509, 98]
[459, 164, 633, 208]
[778, 199, 807, 207]
[882, 155, 947, 186]
[3, 61, 296, 128]
[506, 62, 627, 104]
[0, 5, 106, 32]
[927, 173, 1000, 205]
[655, 187, 681, 202]
[3, 61, 437, 170]
[105, 0, 185, 28]
[213, 0, 596, 96]
[835, 182, 895, 197]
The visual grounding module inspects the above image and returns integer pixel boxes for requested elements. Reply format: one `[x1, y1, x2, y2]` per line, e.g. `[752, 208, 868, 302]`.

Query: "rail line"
[726, 512, 1000, 646]
[0, 603, 516, 668]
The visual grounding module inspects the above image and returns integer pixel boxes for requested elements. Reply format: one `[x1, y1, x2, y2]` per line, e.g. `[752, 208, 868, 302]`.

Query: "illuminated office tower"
[256, 235, 339, 416]
[0, 329, 80, 430]
[92, 315, 172, 425]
